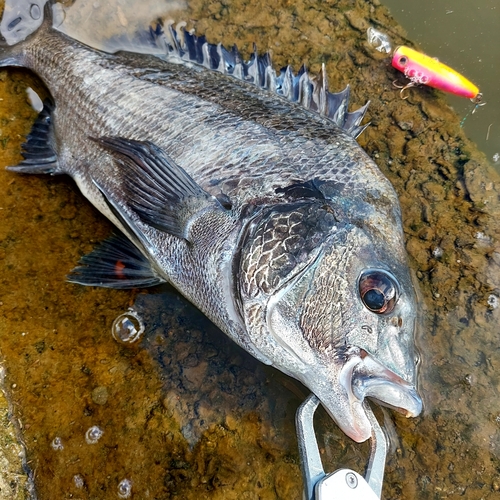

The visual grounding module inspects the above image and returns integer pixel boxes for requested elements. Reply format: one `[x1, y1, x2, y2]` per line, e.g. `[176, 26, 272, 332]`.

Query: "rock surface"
[0, 0, 499, 498]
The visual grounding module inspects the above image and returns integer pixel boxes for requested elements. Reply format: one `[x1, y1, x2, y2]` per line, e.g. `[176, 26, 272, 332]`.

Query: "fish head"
[237, 200, 422, 442]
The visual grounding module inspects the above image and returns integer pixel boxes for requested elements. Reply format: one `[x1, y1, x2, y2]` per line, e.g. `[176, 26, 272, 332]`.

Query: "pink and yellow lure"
[391, 46, 480, 100]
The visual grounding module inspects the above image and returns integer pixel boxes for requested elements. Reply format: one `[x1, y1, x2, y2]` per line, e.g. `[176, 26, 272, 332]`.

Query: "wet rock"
[182, 361, 208, 387]
[397, 120, 413, 131]
[275, 462, 301, 499]
[344, 10, 369, 32]
[1, 1, 500, 499]
[422, 181, 445, 202]
[492, 477, 500, 491]
[392, 107, 418, 133]
[386, 125, 406, 159]
[91, 386, 109, 405]
[59, 203, 77, 220]
[417, 226, 434, 241]
[224, 414, 238, 431]
[464, 159, 500, 207]
[0, 385, 33, 499]
[477, 257, 500, 289]
[420, 99, 445, 122]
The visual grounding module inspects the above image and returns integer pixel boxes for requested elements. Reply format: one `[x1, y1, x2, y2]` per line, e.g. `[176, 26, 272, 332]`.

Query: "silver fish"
[0, 5, 421, 442]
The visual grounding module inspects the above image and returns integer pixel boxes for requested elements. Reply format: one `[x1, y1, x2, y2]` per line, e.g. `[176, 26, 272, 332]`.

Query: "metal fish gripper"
[296, 394, 387, 500]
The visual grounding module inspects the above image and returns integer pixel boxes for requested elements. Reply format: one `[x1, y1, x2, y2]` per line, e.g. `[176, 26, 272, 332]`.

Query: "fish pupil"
[399, 56, 408, 67]
[364, 289, 385, 311]
[358, 269, 399, 314]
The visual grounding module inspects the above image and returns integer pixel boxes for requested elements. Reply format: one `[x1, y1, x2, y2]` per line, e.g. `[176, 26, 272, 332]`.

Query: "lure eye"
[398, 56, 408, 67]
[359, 270, 398, 314]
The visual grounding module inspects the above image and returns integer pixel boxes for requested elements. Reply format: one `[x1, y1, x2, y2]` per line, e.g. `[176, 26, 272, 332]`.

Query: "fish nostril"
[390, 316, 403, 328]
[414, 352, 421, 366]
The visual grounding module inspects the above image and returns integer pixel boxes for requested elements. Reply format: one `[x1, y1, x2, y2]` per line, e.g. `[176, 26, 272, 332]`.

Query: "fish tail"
[1, 4, 60, 175]
[0, 1, 53, 68]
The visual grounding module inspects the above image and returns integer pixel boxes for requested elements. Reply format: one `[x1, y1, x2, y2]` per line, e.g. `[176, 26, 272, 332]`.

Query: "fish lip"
[349, 350, 422, 417]
[336, 350, 422, 442]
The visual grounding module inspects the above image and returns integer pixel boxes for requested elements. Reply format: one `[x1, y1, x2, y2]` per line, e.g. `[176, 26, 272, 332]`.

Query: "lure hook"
[392, 80, 416, 100]
[460, 95, 486, 128]
[471, 93, 483, 105]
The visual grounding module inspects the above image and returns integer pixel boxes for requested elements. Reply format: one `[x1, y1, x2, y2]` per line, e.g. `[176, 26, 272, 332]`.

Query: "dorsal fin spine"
[216, 44, 226, 74]
[151, 24, 369, 138]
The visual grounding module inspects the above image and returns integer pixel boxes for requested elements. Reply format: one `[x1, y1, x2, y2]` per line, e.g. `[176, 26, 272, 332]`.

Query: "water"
[0, 0, 499, 498]
[382, 0, 500, 169]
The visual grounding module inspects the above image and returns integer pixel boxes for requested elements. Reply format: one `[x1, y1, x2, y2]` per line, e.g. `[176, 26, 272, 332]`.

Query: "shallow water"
[0, 0, 500, 498]
[382, 0, 500, 170]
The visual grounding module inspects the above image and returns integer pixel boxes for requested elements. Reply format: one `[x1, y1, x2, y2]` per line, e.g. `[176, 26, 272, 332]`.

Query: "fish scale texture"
[23, 30, 394, 213]
[1, 16, 424, 446]
[240, 203, 337, 296]
[14, 28, 410, 350]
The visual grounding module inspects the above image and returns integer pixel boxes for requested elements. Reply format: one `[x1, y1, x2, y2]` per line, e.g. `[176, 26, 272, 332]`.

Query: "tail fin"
[0, 0, 51, 66]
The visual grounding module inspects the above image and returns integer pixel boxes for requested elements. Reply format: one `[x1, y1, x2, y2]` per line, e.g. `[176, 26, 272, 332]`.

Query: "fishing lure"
[391, 46, 481, 101]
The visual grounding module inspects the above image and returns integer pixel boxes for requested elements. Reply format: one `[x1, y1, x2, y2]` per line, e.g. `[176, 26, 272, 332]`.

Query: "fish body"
[0, 6, 421, 442]
[392, 45, 479, 99]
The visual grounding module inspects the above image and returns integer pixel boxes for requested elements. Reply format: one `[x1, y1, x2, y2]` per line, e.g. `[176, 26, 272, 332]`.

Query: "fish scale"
[0, 6, 422, 443]
[28, 31, 373, 201]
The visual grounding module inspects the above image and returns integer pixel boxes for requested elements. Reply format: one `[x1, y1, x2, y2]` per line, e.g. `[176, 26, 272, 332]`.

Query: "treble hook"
[392, 80, 416, 100]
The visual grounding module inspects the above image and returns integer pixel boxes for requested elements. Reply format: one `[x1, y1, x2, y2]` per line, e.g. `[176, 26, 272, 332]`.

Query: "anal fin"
[67, 232, 165, 289]
[6, 99, 59, 174]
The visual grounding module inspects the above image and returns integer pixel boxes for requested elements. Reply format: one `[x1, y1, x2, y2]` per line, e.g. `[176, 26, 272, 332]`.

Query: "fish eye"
[398, 56, 408, 66]
[358, 270, 398, 314]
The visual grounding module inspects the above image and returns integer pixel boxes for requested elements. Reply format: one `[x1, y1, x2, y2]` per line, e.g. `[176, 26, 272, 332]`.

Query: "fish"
[392, 45, 480, 100]
[0, 4, 422, 443]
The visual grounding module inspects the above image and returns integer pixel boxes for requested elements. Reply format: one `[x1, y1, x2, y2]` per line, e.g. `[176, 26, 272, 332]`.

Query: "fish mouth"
[337, 350, 422, 442]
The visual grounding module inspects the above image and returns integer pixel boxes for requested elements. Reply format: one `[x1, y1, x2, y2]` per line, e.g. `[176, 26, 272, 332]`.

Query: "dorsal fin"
[149, 23, 369, 138]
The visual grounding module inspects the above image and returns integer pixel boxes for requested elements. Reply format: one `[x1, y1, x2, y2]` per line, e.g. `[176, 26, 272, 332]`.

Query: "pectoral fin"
[67, 232, 165, 289]
[94, 136, 232, 243]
